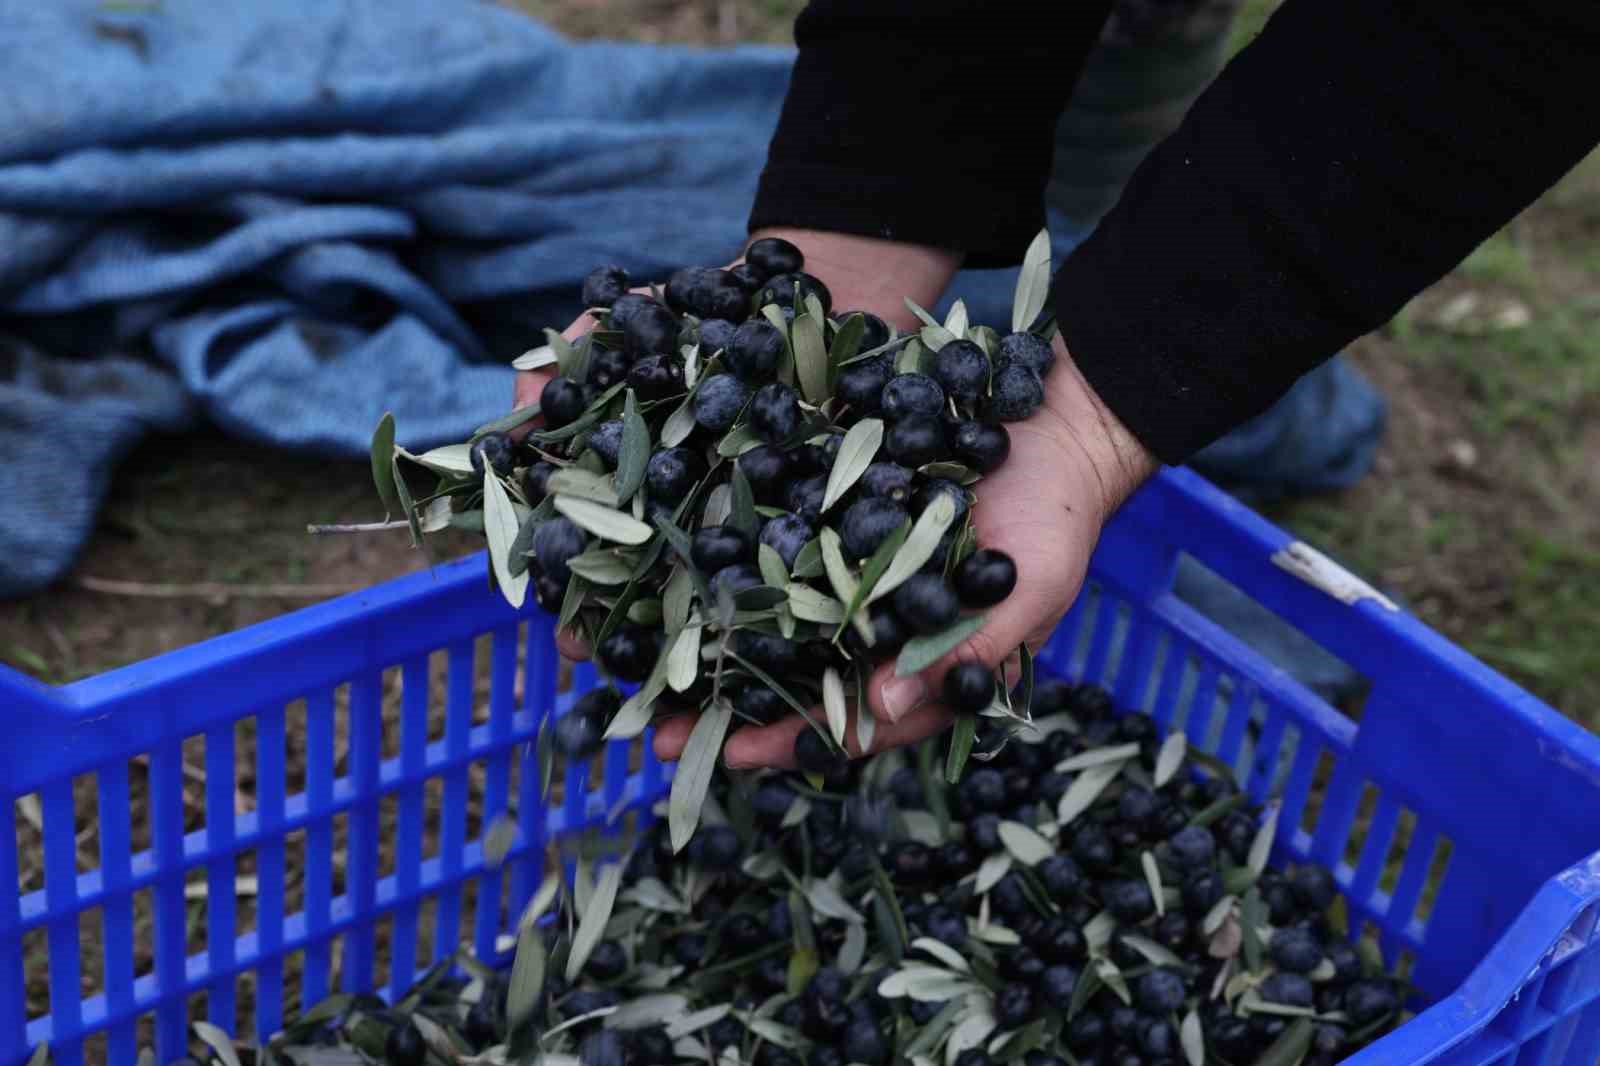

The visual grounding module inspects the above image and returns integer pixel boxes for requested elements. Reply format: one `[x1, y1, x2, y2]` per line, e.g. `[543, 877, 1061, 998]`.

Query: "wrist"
[743, 227, 962, 332]
[1036, 334, 1160, 524]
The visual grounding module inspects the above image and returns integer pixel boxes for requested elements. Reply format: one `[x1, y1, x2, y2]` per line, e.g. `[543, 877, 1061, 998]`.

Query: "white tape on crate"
[1270, 541, 1399, 612]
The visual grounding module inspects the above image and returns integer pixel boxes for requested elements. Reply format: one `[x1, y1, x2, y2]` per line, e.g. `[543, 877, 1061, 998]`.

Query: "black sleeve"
[747, 1, 1116, 269]
[1052, 0, 1600, 465]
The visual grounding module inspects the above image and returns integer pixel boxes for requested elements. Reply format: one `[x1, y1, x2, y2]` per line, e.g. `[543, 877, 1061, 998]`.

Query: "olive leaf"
[943, 711, 978, 784]
[1068, 964, 1104, 1020]
[1190, 791, 1250, 829]
[792, 309, 829, 405]
[828, 312, 867, 371]
[484, 471, 529, 608]
[967, 324, 1000, 356]
[856, 675, 877, 754]
[484, 812, 518, 868]
[998, 820, 1054, 866]
[869, 492, 958, 603]
[823, 666, 849, 748]
[787, 584, 846, 625]
[837, 330, 910, 367]
[558, 573, 587, 630]
[1096, 956, 1133, 1006]
[903, 1000, 966, 1060]
[745, 1017, 806, 1051]
[369, 412, 399, 519]
[667, 625, 702, 692]
[1142, 850, 1167, 917]
[944, 1008, 998, 1066]
[663, 564, 693, 635]
[614, 394, 651, 505]
[511, 344, 557, 371]
[1011, 228, 1053, 333]
[975, 852, 1012, 894]
[806, 876, 865, 924]
[661, 393, 698, 447]
[1241, 888, 1267, 972]
[895, 337, 926, 375]
[605, 994, 692, 1031]
[420, 496, 452, 534]
[669, 699, 735, 852]
[451, 508, 486, 534]
[1016, 644, 1035, 720]
[606, 664, 667, 740]
[791, 538, 823, 579]
[1056, 759, 1127, 827]
[405, 442, 476, 477]
[1254, 1017, 1315, 1066]
[1155, 731, 1188, 788]
[919, 323, 956, 352]
[565, 860, 622, 981]
[702, 483, 733, 527]
[1248, 801, 1282, 878]
[1181, 1008, 1205, 1066]
[944, 298, 969, 338]
[782, 796, 813, 829]
[564, 549, 633, 586]
[716, 423, 761, 459]
[192, 1022, 242, 1066]
[1202, 894, 1238, 936]
[758, 543, 790, 588]
[1056, 743, 1142, 772]
[546, 328, 579, 378]
[819, 528, 860, 611]
[896, 612, 990, 677]
[506, 920, 547, 1035]
[730, 462, 759, 539]
[904, 297, 942, 329]
[822, 418, 883, 512]
[920, 460, 980, 485]
[837, 917, 868, 976]
[911, 937, 971, 974]
[1120, 932, 1185, 969]
[554, 496, 654, 545]
[734, 585, 790, 611]
[666, 1004, 733, 1040]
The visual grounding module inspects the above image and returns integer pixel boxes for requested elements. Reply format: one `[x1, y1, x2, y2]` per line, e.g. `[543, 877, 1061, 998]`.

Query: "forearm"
[749, 1, 1116, 268]
[1052, 0, 1600, 465]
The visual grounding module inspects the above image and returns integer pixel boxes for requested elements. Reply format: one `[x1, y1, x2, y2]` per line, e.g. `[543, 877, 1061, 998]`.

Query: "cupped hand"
[518, 228, 962, 662]
[650, 338, 1157, 768]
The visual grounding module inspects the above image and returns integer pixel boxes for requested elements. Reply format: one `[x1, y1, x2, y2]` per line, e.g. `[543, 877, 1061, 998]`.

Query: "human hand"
[519, 229, 962, 662]
[650, 336, 1158, 768]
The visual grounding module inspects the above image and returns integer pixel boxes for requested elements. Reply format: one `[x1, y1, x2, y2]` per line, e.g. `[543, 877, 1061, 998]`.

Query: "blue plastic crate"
[5, 466, 1599, 1066]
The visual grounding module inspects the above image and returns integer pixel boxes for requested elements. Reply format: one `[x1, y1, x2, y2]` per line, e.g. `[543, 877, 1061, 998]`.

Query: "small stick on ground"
[76, 576, 365, 600]
[306, 520, 413, 534]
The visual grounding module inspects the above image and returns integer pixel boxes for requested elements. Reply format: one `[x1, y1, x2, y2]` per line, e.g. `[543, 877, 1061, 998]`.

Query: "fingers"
[651, 712, 697, 762]
[556, 629, 590, 661]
